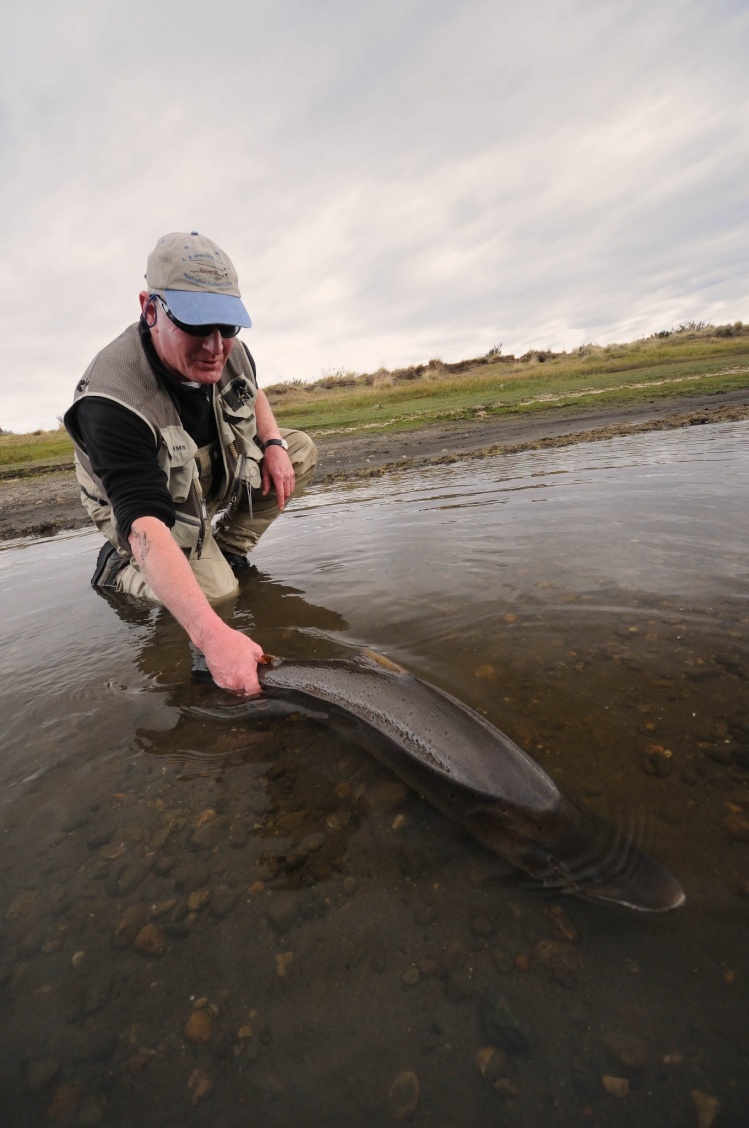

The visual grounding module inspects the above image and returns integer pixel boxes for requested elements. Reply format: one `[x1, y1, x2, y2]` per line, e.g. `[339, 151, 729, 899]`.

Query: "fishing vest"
[64, 322, 263, 557]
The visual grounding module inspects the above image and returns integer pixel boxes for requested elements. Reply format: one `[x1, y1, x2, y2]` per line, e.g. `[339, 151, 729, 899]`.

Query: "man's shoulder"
[74, 323, 178, 429]
[82, 323, 159, 395]
[87, 322, 144, 373]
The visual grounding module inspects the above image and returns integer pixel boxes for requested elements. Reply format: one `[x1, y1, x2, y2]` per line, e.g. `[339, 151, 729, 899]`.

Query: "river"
[1, 421, 747, 1126]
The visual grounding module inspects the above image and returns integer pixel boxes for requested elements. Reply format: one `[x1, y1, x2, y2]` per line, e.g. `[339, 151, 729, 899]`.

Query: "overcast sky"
[2, 0, 748, 432]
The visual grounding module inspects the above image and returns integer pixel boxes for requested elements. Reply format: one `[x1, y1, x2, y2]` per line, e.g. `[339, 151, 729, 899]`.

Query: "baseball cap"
[145, 231, 252, 327]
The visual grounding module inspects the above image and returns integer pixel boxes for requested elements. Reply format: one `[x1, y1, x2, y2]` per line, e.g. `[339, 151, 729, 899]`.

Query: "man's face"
[139, 292, 236, 384]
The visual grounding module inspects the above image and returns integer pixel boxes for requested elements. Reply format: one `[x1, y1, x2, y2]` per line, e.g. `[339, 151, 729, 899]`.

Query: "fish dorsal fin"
[353, 650, 409, 676]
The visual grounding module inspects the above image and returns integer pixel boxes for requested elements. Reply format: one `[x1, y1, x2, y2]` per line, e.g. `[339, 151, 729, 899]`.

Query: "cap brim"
[162, 289, 252, 328]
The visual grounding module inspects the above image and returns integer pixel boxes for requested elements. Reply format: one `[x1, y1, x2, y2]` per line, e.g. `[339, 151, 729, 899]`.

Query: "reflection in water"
[0, 421, 748, 1126]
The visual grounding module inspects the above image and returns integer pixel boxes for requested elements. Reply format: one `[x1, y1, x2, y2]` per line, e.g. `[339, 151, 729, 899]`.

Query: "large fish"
[258, 650, 685, 912]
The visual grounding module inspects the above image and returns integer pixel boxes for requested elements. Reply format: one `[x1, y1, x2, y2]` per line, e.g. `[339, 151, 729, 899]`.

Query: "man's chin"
[188, 366, 224, 383]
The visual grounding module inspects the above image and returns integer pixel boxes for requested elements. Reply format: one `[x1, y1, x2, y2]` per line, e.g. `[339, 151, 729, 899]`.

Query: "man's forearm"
[129, 517, 218, 643]
[128, 516, 264, 693]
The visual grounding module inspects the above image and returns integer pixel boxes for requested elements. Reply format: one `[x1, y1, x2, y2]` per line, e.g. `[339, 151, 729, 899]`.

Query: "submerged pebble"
[388, 1071, 420, 1119]
[46, 1080, 81, 1122]
[133, 923, 168, 956]
[187, 1066, 214, 1105]
[493, 1077, 521, 1099]
[113, 904, 150, 947]
[602, 1075, 630, 1098]
[604, 1030, 649, 1069]
[6, 891, 38, 921]
[476, 1045, 508, 1083]
[185, 1009, 213, 1044]
[210, 890, 239, 918]
[275, 952, 294, 977]
[275, 809, 308, 833]
[691, 1089, 721, 1128]
[723, 812, 749, 842]
[417, 956, 440, 977]
[187, 888, 212, 912]
[113, 859, 153, 896]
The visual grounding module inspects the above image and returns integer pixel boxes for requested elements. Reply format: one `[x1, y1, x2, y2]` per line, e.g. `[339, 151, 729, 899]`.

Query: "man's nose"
[200, 330, 223, 354]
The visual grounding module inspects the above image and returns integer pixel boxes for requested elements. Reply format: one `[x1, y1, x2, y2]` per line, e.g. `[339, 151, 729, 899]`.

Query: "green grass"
[0, 428, 74, 472]
[269, 343, 749, 434]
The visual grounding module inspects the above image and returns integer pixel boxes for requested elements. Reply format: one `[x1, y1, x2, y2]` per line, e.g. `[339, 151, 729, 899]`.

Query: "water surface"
[1, 422, 748, 1127]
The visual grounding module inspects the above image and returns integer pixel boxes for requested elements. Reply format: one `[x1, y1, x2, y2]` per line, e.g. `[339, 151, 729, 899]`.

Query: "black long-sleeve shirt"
[75, 325, 223, 540]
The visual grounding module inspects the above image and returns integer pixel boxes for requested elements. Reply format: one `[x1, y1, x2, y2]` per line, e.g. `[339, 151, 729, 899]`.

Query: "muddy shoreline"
[2, 388, 748, 542]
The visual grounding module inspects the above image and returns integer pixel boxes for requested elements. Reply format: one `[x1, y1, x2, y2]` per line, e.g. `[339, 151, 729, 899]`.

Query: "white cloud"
[1, 0, 748, 431]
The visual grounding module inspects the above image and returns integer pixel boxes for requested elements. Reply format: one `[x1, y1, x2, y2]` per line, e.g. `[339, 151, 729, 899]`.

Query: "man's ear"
[139, 291, 157, 328]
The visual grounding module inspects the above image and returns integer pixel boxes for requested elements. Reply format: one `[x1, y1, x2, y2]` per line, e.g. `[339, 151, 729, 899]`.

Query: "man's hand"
[261, 444, 296, 511]
[200, 620, 266, 695]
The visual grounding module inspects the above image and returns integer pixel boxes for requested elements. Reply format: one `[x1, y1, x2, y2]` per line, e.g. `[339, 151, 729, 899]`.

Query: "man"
[64, 231, 317, 696]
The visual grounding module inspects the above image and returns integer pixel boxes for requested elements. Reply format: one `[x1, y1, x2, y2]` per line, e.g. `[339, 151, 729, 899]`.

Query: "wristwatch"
[263, 437, 288, 451]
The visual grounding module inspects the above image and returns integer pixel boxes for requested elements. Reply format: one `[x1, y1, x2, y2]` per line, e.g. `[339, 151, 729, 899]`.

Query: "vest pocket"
[159, 426, 199, 504]
[218, 404, 263, 490]
[172, 510, 203, 552]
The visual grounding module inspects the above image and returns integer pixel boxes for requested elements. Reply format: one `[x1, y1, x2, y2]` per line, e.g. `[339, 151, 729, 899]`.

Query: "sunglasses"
[154, 296, 240, 339]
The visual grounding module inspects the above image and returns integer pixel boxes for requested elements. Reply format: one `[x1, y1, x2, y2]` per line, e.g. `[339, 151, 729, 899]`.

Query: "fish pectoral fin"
[187, 699, 329, 722]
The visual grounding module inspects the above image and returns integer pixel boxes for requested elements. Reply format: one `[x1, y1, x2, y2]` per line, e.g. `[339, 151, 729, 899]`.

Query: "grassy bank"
[3, 321, 748, 473]
[266, 322, 749, 433]
[0, 428, 74, 473]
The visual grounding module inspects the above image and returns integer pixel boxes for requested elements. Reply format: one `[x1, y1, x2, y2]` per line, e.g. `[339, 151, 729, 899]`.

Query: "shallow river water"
[1, 421, 748, 1127]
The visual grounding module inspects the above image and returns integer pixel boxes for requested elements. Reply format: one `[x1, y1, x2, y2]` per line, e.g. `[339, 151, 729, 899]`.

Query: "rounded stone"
[113, 904, 150, 948]
[388, 1071, 419, 1120]
[187, 1066, 214, 1105]
[185, 1009, 213, 1044]
[602, 1075, 630, 1099]
[133, 923, 168, 956]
